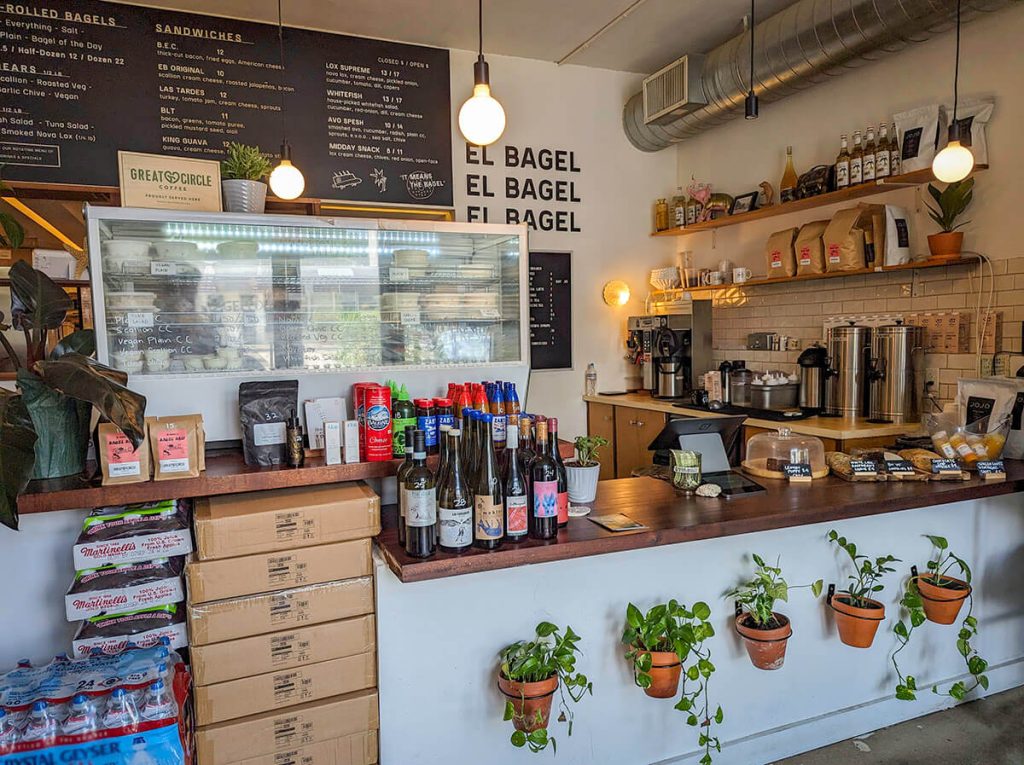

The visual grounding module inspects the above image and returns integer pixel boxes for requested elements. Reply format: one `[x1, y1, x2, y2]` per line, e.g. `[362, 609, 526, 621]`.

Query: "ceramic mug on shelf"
[706, 271, 723, 286]
[733, 267, 752, 283]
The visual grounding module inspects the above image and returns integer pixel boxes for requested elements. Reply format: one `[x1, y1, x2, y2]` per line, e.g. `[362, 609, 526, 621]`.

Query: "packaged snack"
[98, 424, 151, 486]
[957, 377, 1024, 459]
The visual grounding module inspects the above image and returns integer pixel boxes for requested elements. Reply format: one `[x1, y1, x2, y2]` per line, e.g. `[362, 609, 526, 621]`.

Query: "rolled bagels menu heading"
[0, 0, 453, 206]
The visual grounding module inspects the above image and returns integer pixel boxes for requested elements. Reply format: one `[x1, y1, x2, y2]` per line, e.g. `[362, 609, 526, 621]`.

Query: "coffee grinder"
[627, 304, 712, 397]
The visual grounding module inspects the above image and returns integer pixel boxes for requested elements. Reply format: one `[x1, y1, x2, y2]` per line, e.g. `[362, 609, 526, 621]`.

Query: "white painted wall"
[376, 493, 1024, 764]
[449, 51, 677, 439]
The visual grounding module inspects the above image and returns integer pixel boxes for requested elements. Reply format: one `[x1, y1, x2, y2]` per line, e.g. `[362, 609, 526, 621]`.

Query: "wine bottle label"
[399, 486, 409, 520]
[406, 489, 436, 527]
[533, 480, 558, 518]
[474, 496, 504, 540]
[492, 415, 507, 445]
[876, 151, 890, 176]
[506, 495, 528, 535]
[556, 492, 569, 523]
[439, 504, 472, 547]
[863, 154, 875, 180]
[890, 150, 901, 175]
[836, 161, 849, 187]
[850, 158, 862, 184]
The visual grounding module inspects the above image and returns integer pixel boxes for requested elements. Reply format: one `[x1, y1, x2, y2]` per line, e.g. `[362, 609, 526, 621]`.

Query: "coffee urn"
[797, 344, 828, 412]
[868, 321, 925, 423]
[824, 322, 872, 417]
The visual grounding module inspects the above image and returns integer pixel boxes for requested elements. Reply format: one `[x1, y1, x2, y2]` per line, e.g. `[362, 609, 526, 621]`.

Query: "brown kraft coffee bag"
[765, 227, 798, 278]
[824, 207, 867, 272]
[795, 220, 830, 276]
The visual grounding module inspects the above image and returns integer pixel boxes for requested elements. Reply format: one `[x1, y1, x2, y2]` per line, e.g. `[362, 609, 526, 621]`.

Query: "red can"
[352, 382, 377, 457]
[363, 385, 393, 462]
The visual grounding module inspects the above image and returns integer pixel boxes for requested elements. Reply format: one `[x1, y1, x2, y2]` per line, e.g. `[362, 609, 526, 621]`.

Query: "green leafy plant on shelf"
[0, 262, 146, 530]
[622, 600, 722, 764]
[572, 435, 608, 467]
[220, 142, 272, 181]
[0, 167, 25, 251]
[826, 530, 900, 607]
[925, 178, 974, 233]
[729, 554, 823, 628]
[893, 535, 989, 702]
[498, 622, 592, 754]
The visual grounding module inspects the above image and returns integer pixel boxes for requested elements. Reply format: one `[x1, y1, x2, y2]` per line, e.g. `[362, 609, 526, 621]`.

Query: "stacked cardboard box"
[905, 311, 970, 353]
[187, 483, 382, 765]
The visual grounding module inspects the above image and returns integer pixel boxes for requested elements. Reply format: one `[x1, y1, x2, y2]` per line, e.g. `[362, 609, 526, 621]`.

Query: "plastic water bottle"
[0, 708, 20, 749]
[22, 701, 57, 743]
[139, 680, 176, 722]
[62, 694, 100, 736]
[585, 362, 598, 396]
[129, 736, 157, 765]
[102, 687, 139, 730]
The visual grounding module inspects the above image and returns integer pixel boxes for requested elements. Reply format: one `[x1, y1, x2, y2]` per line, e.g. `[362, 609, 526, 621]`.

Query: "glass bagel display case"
[85, 206, 529, 441]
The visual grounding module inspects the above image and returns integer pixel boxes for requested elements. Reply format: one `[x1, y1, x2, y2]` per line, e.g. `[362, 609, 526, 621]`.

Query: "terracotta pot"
[830, 593, 885, 648]
[734, 612, 791, 670]
[914, 575, 971, 625]
[635, 650, 682, 698]
[927, 232, 964, 261]
[498, 673, 558, 732]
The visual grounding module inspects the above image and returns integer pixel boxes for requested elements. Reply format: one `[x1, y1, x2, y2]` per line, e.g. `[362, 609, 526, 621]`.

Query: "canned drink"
[351, 382, 377, 457]
[364, 386, 393, 462]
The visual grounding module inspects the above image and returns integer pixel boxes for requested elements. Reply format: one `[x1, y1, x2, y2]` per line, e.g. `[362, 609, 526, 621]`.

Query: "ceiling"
[120, 0, 800, 74]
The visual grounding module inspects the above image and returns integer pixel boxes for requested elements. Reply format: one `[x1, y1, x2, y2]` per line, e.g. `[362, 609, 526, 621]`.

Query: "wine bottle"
[438, 429, 472, 553]
[396, 425, 415, 547]
[460, 407, 474, 472]
[876, 123, 891, 178]
[517, 416, 535, 477]
[474, 413, 504, 550]
[850, 131, 863, 185]
[835, 134, 851, 190]
[490, 383, 507, 451]
[504, 424, 529, 543]
[889, 122, 901, 176]
[435, 423, 452, 544]
[547, 417, 569, 527]
[403, 430, 436, 559]
[863, 125, 877, 182]
[529, 419, 558, 541]
[780, 146, 798, 203]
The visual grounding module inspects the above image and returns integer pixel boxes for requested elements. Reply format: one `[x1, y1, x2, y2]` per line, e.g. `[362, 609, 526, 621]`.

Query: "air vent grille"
[642, 54, 706, 126]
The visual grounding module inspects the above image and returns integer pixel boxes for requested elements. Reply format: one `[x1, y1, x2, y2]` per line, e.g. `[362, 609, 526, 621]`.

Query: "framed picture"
[729, 191, 759, 215]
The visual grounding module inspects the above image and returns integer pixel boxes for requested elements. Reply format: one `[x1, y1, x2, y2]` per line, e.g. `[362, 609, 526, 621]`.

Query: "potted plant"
[498, 621, 592, 754]
[825, 530, 899, 648]
[925, 177, 973, 261]
[622, 600, 723, 764]
[728, 554, 822, 670]
[221, 142, 273, 214]
[565, 435, 607, 503]
[893, 536, 989, 702]
[0, 167, 25, 252]
[0, 262, 146, 529]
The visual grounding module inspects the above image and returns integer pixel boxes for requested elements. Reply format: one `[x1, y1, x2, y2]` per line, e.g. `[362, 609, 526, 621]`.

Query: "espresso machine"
[627, 304, 712, 398]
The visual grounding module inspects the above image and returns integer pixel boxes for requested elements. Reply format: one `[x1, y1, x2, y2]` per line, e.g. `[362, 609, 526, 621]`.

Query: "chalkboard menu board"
[0, 1, 453, 206]
[529, 251, 571, 371]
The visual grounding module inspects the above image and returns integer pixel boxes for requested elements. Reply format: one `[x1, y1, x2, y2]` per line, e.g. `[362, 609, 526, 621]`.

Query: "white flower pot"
[222, 179, 267, 214]
[566, 462, 601, 503]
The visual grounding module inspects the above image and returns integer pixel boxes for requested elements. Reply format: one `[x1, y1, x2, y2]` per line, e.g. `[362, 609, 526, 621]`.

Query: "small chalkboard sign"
[931, 459, 961, 475]
[850, 459, 878, 476]
[977, 460, 1006, 480]
[885, 460, 916, 476]
[783, 463, 813, 482]
[528, 251, 572, 371]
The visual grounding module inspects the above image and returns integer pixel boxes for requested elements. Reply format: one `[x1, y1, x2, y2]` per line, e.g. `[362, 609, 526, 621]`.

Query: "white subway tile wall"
[707, 261, 1023, 405]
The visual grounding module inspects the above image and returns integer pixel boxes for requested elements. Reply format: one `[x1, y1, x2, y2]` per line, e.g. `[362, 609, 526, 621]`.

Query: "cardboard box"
[980, 310, 1002, 354]
[195, 690, 379, 765]
[191, 615, 376, 686]
[188, 577, 374, 646]
[304, 398, 348, 450]
[195, 651, 377, 725]
[232, 732, 378, 765]
[187, 540, 372, 604]
[194, 483, 380, 560]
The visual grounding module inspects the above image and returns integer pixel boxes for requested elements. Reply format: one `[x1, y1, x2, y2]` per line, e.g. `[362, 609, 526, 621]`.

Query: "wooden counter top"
[376, 460, 1024, 583]
[583, 392, 919, 441]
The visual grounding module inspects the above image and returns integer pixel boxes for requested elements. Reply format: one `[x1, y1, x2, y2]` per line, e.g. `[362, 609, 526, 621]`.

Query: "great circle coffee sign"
[117, 151, 222, 211]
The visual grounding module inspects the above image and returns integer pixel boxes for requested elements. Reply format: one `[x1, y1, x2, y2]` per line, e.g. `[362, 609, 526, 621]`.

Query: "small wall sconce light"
[602, 280, 631, 306]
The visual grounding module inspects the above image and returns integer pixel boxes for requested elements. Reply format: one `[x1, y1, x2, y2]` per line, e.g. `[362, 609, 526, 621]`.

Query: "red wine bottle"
[474, 414, 504, 550]
[548, 417, 569, 527]
[503, 424, 529, 543]
[529, 419, 558, 541]
[404, 430, 436, 559]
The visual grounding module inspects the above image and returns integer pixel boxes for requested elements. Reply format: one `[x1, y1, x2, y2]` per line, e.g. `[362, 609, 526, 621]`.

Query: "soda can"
[364, 386, 393, 462]
[351, 382, 377, 458]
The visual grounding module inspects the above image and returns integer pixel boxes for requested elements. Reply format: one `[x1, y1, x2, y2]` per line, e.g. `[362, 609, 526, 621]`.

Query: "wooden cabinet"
[586, 403, 617, 481]
[614, 407, 665, 479]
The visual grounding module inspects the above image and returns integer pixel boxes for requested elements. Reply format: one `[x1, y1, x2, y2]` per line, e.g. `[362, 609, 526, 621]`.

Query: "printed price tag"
[480, 308, 501, 319]
[388, 267, 410, 282]
[150, 261, 176, 276]
[850, 459, 878, 475]
[885, 460, 915, 475]
[126, 312, 154, 329]
[783, 463, 813, 481]
[931, 459, 961, 474]
[977, 460, 1006, 479]
[399, 310, 421, 325]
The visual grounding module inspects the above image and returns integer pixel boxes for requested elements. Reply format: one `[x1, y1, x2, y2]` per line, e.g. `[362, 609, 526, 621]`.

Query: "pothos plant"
[622, 600, 722, 765]
[728, 554, 822, 628]
[499, 622, 592, 754]
[826, 530, 899, 606]
[893, 535, 989, 702]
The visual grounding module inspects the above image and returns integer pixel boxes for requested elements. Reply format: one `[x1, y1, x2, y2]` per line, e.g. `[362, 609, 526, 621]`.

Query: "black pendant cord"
[749, 0, 755, 93]
[277, 0, 288, 149]
[478, 0, 483, 57]
[952, 0, 961, 123]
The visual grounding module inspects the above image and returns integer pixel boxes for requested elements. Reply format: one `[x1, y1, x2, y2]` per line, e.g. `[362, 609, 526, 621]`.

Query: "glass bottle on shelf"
[547, 417, 569, 528]
[875, 123, 891, 178]
[489, 384, 507, 451]
[654, 199, 669, 232]
[585, 363, 597, 396]
[473, 414, 504, 550]
[835, 134, 851, 190]
[863, 126, 877, 182]
[396, 425, 416, 547]
[889, 122, 901, 176]
[780, 146, 798, 203]
[850, 131, 864, 185]
[403, 430, 436, 559]
[671, 186, 687, 228]
[529, 419, 559, 541]
[504, 424, 529, 543]
[517, 416, 535, 478]
[438, 429, 472, 554]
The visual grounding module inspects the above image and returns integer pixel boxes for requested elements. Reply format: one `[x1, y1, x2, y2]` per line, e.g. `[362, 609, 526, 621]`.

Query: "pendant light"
[744, 0, 758, 120]
[932, 0, 974, 183]
[268, 0, 305, 199]
[458, 0, 506, 146]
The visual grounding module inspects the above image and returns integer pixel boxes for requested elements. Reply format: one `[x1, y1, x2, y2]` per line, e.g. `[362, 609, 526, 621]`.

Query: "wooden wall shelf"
[651, 166, 987, 238]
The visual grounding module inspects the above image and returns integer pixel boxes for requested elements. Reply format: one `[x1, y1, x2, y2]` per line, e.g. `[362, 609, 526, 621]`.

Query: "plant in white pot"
[565, 435, 608, 504]
[221, 143, 272, 214]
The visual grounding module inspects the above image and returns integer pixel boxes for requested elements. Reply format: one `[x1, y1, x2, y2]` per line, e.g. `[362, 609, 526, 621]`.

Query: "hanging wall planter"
[913, 568, 971, 624]
[734, 609, 792, 670]
[826, 530, 899, 649]
[497, 673, 558, 733]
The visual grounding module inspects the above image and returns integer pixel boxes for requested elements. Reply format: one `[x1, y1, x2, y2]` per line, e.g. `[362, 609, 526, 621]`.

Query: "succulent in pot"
[924, 178, 973, 261]
[0, 262, 147, 529]
[727, 553, 822, 670]
[497, 621, 592, 754]
[826, 530, 899, 648]
[565, 435, 607, 503]
[893, 535, 988, 702]
[220, 142, 273, 214]
[622, 600, 722, 764]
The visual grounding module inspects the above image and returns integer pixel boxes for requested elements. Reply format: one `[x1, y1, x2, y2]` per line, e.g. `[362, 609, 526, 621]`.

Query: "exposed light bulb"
[269, 148, 305, 200]
[932, 140, 974, 183]
[602, 280, 631, 306]
[459, 83, 506, 147]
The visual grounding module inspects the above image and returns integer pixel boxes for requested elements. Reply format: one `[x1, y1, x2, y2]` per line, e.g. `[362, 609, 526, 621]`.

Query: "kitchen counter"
[584, 392, 919, 441]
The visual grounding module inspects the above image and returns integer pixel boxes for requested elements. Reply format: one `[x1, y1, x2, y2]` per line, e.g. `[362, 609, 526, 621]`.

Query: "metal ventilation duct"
[623, 0, 1012, 151]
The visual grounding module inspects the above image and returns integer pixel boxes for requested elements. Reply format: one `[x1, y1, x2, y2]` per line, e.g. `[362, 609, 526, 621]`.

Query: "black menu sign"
[0, 1, 453, 206]
[529, 251, 571, 371]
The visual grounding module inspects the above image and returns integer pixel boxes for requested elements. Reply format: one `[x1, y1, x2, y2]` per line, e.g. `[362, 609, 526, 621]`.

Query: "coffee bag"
[795, 220, 830, 276]
[98, 423, 150, 485]
[944, 98, 993, 166]
[895, 104, 947, 173]
[824, 208, 867, 272]
[147, 414, 204, 480]
[765, 227, 798, 278]
[239, 380, 299, 466]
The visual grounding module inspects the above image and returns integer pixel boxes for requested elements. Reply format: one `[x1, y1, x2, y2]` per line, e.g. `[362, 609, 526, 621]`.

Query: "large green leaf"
[0, 210, 24, 250]
[9, 260, 72, 332]
[0, 390, 38, 530]
[33, 353, 146, 448]
[50, 329, 97, 360]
